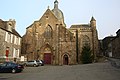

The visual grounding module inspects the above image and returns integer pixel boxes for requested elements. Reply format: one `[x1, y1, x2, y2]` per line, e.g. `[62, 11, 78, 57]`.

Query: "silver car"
[24, 60, 39, 67]
[36, 60, 44, 66]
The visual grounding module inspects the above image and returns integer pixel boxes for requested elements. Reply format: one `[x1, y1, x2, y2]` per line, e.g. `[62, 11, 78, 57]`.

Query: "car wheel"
[41, 64, 44, 66]
[24, 63, 27, 67]
[33, 64, 36, 67]
[12, 69, 16, 73]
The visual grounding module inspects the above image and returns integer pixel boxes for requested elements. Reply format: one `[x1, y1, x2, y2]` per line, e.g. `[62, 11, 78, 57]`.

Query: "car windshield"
[0, 63, 6, 67]
[28, 61, 34, 62]
[36, 60, 39, 62]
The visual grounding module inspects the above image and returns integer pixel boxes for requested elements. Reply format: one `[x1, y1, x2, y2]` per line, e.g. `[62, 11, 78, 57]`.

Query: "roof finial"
[91, 16, 96, 21]
[48, 6, 50, 9]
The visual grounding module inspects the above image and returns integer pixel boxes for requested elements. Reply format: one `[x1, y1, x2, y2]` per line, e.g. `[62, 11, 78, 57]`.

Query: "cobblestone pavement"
[0, 62, 120, 80]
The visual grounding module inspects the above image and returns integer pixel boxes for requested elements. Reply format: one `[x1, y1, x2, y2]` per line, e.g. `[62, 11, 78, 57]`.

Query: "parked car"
[24, 60, 39, 67]
[36, 60, 44, 66]
[0, 62, 24, 73]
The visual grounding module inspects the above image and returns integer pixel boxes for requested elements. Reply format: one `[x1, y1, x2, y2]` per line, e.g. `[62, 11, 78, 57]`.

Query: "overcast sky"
[0, 0, 120, 39]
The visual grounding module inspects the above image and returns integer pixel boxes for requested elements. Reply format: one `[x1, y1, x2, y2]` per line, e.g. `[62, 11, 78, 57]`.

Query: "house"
[112, 29, 120, 58]
[0, 19, 21, 62]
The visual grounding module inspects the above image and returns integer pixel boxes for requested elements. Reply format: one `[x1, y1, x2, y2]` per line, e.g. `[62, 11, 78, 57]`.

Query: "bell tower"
[52, 0, 66, 26]
[54, 0, 58, 9]
[90, 16, 96, 28]
[90, 16, 98, 60]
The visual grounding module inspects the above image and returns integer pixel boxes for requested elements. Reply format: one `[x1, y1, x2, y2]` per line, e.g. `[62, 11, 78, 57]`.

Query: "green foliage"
[80, 46, 93, 64]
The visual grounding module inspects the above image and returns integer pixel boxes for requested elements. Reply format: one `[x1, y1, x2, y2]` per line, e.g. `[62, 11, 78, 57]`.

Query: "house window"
[11, 34, 13, 43]
[13, 48, 15, 58]
[16, 37, 19, 45]
[5, 32, 11, 43]
[18, 38, 21, 45]
[14, 36, 19, 45]
[14, 36, 16, 44]
[13, 48, 19, 58]
[5, 32, 8, 41]
[7, 33, 11, 43]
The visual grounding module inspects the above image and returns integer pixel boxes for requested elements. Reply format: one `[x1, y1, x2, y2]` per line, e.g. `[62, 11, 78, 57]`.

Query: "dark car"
[0, 62, 24, 73]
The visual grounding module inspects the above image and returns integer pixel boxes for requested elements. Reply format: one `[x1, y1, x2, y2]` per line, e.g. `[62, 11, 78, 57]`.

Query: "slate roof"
[0, 19, 21, 37]
[70, 24, 90, 28]
[116, 29, 120, 35]
[0, 19, 7, 29]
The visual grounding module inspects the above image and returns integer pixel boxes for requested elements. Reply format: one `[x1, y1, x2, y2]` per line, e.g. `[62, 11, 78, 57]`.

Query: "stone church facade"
[21, 0, 98, 65]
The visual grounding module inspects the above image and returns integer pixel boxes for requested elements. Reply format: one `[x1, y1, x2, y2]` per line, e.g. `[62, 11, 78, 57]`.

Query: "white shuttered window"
[5, 32, 8, 41]
[14, 36, 16, 44]
[17, 49, 19, 58]
[13, 48, 15, 58]
[11, 34, 13, 43]
[18, 38, 21, 45]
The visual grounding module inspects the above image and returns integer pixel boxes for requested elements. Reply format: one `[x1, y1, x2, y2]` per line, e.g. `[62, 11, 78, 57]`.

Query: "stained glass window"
[44, 25, 52, 39]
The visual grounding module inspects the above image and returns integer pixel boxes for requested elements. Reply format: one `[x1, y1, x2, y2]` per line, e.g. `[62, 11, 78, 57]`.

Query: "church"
[21, 0, 99, 65]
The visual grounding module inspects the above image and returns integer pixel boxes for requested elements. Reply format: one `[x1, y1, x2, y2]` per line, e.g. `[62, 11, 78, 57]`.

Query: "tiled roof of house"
[116, 29, 120, 35]
[0, 19, 21, 37]
[0, 19, 7, 29]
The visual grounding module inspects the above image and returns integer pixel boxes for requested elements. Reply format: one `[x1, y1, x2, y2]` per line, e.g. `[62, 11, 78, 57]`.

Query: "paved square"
[0, 62, 120, 80]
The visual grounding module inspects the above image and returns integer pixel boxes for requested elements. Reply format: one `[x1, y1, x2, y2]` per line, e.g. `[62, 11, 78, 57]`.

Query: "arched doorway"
[63, 54, 69, 65]
[44, 53, 51, 64]
[43, 47, 52, 64]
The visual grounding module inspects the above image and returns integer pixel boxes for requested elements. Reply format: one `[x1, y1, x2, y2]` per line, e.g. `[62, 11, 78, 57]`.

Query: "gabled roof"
[0, 19, 7, 29]
[39, 8, 57, 21]
[12, 29, 21, 37]
[0, 19, 21, 37]
[116, 29, 120, 35]
[26, 23, 33, 29]
[26, 8, 60, 33]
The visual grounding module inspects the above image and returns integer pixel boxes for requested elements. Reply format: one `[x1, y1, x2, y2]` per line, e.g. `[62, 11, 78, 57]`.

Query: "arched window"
[82, 35, 90, 47]
[44, 25, 53, 39]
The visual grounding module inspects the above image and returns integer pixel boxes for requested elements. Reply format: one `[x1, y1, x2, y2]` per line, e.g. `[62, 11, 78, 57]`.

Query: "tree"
[80, 46, 93, 64]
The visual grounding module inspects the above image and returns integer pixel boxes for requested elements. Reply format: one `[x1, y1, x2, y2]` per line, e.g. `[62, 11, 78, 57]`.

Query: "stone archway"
[63, 54, 69, 65]
[40, 44, 52, 64]
[44, 47, 52, 64]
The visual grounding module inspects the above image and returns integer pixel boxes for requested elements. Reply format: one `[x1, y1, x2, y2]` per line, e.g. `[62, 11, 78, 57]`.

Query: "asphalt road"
[0, 62, 120, 80]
